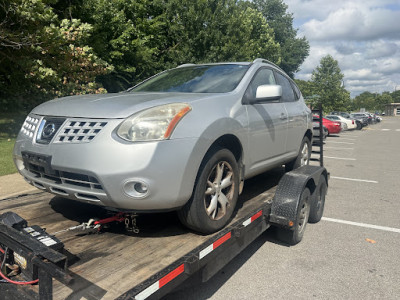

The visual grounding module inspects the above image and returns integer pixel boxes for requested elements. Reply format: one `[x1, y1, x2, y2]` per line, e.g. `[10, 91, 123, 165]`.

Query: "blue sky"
[285, 0, 400, 97]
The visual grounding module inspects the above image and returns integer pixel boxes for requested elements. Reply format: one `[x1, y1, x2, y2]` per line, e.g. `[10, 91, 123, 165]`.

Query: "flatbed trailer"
[0, 163, 328, 300]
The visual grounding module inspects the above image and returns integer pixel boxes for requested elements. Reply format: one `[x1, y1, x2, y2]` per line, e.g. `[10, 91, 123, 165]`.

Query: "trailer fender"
[269, 165, 328, 228]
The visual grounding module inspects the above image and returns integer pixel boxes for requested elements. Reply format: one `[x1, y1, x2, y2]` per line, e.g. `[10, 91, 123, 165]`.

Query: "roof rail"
[177, 63, 197, 68]
[252, 58, 283, 72]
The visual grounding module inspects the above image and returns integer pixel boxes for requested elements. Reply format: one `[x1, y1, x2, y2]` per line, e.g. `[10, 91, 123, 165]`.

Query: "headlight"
[117, 103, 191, 142]
[21, 115, 40, 139]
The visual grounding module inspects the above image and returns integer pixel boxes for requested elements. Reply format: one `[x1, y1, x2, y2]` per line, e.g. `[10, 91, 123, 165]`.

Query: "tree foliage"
[351, 92, 393, 112]
[310, 55, 350, 113]
[73, 0, 281, 91]
[253, 0, 309, 77]
[0, 0, 110, 111]
[1, 0, 312, 111]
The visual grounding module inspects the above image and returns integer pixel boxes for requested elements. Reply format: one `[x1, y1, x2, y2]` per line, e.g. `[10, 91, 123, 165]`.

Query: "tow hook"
[52, 212, 140, 235]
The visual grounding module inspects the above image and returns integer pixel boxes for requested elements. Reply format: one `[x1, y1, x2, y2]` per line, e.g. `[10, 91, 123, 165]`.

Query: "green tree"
[352, 92, 375, 111]
[294, 79, 320, 109]
[351, 92, 393, 112]
[311, 55, 350, 113]
[294, 79, 316, 99]
[253, 0, 309, 77]
[0, 0, 110, 111]
[375, 93, 392, 112]
[73, 0, 281, 91]
[390, 90, 400, 103]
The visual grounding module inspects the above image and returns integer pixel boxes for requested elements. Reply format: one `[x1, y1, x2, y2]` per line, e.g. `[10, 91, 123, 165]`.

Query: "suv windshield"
[131, 64, 250, 93]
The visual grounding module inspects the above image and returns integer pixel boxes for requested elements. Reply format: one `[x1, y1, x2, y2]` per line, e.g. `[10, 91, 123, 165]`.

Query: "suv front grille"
[54, 120, 107, 143]
[36, 118, 66, 144]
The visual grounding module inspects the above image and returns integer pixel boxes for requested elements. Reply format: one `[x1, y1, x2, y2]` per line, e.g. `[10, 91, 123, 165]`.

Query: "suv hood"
[31, 92, 218, 119]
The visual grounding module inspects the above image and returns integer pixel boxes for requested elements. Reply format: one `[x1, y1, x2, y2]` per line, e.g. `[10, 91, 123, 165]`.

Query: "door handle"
[280, 113, 288, 120]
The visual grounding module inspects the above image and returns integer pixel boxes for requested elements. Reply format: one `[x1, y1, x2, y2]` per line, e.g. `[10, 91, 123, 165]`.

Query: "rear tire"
[276, 188, 311, 245]
[178, 148, 239, 234]
[309, 176, 327, 223]
[285, 136, 311, 172]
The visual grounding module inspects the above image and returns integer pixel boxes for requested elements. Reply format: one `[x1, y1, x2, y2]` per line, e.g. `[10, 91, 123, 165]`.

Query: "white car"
[325, 115, 357, 130]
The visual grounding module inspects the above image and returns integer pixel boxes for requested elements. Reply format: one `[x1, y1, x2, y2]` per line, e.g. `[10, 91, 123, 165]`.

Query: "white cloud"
[285, 0, 400, 96]
[365, 40, 398, 59]
[344, 69, 382, 81]
[300, 7, 400, 41]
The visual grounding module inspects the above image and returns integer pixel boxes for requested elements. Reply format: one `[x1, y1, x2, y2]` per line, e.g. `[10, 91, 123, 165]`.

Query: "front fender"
[176, 118, 248, 204]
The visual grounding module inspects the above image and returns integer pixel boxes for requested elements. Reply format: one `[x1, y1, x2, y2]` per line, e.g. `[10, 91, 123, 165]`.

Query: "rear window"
[131, 64, 250, 93]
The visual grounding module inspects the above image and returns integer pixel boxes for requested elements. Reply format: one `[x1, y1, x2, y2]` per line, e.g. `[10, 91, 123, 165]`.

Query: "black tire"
[356, 121, 362, 130]
[309, 175, 327, 223]
[178, 148, 239, 234]
[285, 136, 311, 172]
[276, 188, 311, 245]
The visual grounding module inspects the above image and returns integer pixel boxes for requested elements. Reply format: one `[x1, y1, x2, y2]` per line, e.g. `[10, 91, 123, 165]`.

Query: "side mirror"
[253, 85, 282, 103]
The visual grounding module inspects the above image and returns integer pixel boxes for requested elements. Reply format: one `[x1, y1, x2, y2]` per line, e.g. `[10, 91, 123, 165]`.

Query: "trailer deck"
[0, 168, 283, 299]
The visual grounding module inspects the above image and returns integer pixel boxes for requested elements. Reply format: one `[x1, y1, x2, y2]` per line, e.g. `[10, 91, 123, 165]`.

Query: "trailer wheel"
[276, 188, 311, 245]
[309, 175, 327, 223]
[178, 148, 239, 234]
[285, 136, 311, 172]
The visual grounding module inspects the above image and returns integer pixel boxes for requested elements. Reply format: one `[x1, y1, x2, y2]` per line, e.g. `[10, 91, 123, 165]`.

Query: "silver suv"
[13, 59, 312, 233]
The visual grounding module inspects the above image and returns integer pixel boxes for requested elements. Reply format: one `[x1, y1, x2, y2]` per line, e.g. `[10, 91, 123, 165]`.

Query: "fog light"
[123, 180, 149, 198]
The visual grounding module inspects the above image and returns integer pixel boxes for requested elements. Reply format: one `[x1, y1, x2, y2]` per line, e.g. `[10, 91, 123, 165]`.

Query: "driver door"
[244, 68, 288, 174]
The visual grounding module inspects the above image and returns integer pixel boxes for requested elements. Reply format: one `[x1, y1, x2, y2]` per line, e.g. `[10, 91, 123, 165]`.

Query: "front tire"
[178, 148, 239, 234]
[285, 136, 311, 172]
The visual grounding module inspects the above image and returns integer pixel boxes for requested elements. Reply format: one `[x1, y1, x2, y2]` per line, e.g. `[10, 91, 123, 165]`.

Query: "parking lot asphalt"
[165, 117, 400, 300]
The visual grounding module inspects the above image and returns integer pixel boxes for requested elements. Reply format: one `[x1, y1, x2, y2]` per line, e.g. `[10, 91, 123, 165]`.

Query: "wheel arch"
[195, 134, 244, 186]
[305, 128, 313, 143]
[177, 122, 246, 209]
[206, 134, 243, 163]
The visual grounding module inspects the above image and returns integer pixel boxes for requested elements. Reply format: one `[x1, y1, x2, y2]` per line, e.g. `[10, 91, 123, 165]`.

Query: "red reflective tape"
[213, 232, 231, 249]
[251, 210, 263, 222]
[158, 264, 185, 288]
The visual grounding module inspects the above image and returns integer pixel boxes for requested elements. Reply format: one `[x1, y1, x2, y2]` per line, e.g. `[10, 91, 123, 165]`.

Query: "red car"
[313, 115, 342, 135]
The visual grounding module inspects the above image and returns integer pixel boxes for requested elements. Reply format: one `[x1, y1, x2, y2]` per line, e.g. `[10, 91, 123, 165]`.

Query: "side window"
[274, 72, 296, 102]
[291, 81, 301, 99]
[244, 68, 276, 100]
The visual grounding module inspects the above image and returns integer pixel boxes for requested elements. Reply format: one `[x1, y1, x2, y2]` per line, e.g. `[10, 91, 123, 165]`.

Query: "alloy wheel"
[204, 161, 235, 220]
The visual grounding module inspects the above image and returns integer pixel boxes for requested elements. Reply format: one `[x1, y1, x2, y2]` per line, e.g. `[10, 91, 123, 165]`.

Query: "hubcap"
[298, 197, 310, 234]
[300, 142, 309, 166]
[204, 161, 235, 220]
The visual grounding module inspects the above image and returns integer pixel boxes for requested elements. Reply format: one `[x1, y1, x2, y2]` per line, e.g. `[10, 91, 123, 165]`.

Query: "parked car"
[330, 112, 362, 129]
[325, 115, 357, 130]
[13, 58, 313, 234]
[351, 113, 369, 127]
[313, 115, 342, 135]
[343, 115, 363, 129]
[312, 122, 328, 144]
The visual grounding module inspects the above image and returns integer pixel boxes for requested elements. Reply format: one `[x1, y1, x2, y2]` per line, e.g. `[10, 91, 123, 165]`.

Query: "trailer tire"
[178, 148, 239, 234]
[285, 136, 311, 172]
[309, 175, 327, 223]
[276, 187, 311, 245]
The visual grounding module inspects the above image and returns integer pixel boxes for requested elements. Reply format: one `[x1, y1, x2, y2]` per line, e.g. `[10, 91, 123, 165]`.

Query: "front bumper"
[13, 117, 200, 211]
